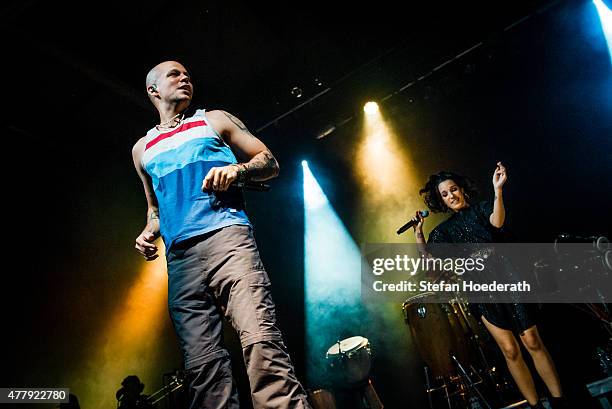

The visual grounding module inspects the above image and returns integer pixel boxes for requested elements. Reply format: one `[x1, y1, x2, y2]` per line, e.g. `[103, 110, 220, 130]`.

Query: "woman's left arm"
[490, 162, 507, 228]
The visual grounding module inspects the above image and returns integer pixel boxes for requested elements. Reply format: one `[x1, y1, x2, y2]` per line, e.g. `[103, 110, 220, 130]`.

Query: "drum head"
[402, 291, 437, 308]
[326, 336, 368, 357]
[326, 336, 372, 385]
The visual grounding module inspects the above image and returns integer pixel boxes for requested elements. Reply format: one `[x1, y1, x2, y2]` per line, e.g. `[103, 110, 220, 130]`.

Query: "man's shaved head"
[145, 61, 187, 89]
[145, 61, 193, 111]
[145, 66, 160, 89]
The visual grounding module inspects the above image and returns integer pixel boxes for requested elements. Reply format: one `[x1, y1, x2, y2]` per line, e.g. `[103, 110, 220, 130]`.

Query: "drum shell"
[403, 300, 474, 378]
[326, 339, 371, 386]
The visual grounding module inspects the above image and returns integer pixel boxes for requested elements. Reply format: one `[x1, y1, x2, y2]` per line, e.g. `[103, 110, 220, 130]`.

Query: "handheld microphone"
[396, 210, 429, 235]
[233, 181, 270, 192]
[203, 181, 270, 193]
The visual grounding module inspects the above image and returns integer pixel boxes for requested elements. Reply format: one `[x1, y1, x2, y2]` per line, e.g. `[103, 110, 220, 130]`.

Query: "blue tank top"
[141, 109, 251, 252]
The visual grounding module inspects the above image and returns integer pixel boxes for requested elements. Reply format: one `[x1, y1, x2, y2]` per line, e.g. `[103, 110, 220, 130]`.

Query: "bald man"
[132, 61, 311, 409]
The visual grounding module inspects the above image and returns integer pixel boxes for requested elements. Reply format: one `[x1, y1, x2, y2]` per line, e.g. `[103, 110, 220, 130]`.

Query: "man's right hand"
[135, 230, 159, 261]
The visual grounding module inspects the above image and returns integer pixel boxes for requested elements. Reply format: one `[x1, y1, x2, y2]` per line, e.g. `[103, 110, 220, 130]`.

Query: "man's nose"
[179, 74, 190, 82]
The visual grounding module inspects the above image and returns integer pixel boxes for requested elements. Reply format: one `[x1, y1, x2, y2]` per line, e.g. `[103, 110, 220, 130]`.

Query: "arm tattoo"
[220, 111, 278, 180]
[243, 150, 279, 181]
[148, 211, 159, 222]
[222, 111, 255, 138]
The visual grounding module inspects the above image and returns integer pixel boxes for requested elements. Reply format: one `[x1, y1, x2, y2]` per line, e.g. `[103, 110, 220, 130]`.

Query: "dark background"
[1, 0, 611, 408]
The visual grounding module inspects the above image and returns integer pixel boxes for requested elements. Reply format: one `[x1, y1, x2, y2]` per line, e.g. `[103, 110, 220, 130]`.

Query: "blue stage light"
[302, 162, 363, 383]
[594, 0, 612, 63]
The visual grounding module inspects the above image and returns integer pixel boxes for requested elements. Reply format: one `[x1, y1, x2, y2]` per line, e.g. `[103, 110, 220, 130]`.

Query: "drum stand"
[360, 379, 384, 409]
[453, 298, 516, 399]
[452, 355, 493, 409]
[147, 371, 187, 408]
[333, 379, 384, 409]
[454, 301, 501, 390]
[424, 366, 452, 409]
[423, 366, 488, 409]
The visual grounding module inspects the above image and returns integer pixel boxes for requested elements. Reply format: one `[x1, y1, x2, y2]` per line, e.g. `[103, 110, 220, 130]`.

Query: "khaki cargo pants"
[167, 224, 311, 409]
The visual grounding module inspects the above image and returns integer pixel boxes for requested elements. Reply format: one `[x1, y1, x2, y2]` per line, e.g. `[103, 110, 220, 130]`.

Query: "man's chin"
[173, 97, 192, 106]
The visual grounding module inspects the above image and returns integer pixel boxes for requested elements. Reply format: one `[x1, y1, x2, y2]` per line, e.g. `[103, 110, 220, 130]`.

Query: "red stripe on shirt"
[145, 120, 207, 151]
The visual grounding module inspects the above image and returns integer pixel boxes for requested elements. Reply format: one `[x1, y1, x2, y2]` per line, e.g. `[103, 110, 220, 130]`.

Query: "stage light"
[302, 161, 328, 210]
[303, 162, 362, 384]
[353, 89, 439, 395]
[594, 0, 612, 63]
[355, 104, 426, 242]
[291, 86, 303, 98]
[69, 255, 168, 409]
[363, 101, 379, 115]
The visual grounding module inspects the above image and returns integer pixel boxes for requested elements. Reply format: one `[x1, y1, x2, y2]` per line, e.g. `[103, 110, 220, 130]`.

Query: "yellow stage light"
[363, 101, 379, 115]
[355, 104, 425, 243]
[68, 248, 169, 409]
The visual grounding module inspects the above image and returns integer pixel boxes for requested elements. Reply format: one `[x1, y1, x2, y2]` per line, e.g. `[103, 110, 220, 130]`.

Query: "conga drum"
[326, 336, 371, 386]
[402, 292, 473, 378]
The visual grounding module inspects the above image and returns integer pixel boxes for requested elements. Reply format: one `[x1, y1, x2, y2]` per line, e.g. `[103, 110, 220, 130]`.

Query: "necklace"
[156, 112, 184, 130]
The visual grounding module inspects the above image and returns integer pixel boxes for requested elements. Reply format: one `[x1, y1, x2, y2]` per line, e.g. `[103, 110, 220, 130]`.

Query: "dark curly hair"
[419, 171, 479, 213]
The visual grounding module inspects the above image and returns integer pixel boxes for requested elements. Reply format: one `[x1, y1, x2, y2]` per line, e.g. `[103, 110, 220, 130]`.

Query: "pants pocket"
[246, 270, 276, 324]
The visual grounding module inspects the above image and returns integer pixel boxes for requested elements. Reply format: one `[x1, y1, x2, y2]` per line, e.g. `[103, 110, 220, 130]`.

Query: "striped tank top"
[141, 108, 251, 252]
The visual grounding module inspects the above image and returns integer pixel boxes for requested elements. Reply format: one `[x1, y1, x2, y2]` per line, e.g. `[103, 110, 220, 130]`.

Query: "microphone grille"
[420, 210, 430, 217]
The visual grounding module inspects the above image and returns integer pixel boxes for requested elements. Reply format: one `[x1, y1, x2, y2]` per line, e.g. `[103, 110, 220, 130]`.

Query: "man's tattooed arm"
[148, 209, 159, 222]
[222, 111, 256, 137]
[220, 111, 280, 181]
[146, 208, 161, 237]
[240, 150, 279, 181]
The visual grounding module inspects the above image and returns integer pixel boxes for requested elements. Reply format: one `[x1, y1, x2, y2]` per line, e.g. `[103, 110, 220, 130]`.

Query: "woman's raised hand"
[492, 161, 507, 191]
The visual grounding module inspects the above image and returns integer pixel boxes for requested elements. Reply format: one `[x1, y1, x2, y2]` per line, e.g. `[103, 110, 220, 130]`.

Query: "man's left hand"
[202, 165, 240, 192]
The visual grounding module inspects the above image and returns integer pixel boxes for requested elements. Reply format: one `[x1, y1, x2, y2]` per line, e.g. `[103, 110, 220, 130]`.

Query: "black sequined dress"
[427, 200, 536, 333]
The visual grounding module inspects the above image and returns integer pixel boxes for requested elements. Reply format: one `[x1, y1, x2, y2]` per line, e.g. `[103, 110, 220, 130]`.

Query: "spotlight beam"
[303, 161, 362, 384]
[594, 0, 612, 64]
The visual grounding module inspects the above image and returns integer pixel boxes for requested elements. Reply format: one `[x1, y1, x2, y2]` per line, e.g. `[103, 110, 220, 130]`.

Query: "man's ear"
[148, 85, 158, 94]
